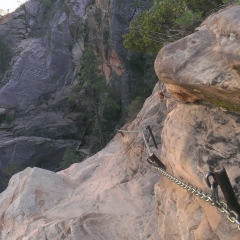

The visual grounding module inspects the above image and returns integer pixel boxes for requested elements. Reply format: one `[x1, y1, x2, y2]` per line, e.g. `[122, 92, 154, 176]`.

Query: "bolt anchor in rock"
[116, 126, 124, 136]
[145, 126, 158, 149]
[206, 166, 240, 220]
[147, 153, 166, 170]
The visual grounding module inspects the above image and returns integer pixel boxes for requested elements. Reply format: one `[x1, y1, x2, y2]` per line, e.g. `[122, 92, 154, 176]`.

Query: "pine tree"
[80, 43, 108, 148]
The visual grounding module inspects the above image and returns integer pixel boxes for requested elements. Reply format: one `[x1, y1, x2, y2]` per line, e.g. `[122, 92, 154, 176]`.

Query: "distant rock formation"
[0, 0, 149, 190]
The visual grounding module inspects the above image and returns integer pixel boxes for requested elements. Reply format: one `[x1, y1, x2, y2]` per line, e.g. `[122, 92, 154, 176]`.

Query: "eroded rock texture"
[0, 0, 150, 190]
[156, 103, 240, 239]
[0, 84, 165, 240]
[154, 5, 240, 110]
[0, 0, 91, 189]
[153, 5, 240, 240]
[1, 4, 240, 240]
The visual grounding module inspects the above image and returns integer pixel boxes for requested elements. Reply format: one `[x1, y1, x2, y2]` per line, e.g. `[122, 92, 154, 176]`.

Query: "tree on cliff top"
[123, 0, 225, 54]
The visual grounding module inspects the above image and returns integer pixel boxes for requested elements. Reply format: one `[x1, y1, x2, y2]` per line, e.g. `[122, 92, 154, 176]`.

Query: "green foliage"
[130, 0, 146, 8]
[76, 43, 124, 152]
[126, 96, 144, 121]
[174, 10, 201, 30]
[68, 85, 82, 101]
[222, 0, 240, 3]
[3, 162, 22, 177]
[104, 98, 121, 111]
[44, 0, 52, 8]
[128, 53, 159, 101]
[61, 148, 81, 168]
[80, 43, 110, 149]
[102, 28, 109, 49]
[103, 98, 121, 122]
[68, 93, 76, 101]
[67, 43, 123, 154]
[4, 114, 15, 124]
[208, 98, 240, 112]
[2, 162, 23, 189]
[80, 43, 105, 88]
[123, 0, 224, 54]
[0, 36, 12, 71]
[72, 85, 82, 92]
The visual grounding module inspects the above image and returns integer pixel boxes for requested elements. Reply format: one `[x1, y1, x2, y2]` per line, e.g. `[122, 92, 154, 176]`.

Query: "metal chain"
[152, 164, 240, 230]
[118, 127, 240, 230]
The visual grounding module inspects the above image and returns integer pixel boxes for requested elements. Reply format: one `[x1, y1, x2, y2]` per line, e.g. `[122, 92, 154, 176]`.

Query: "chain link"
[118, 127, 240, 230]
[153, 165, 240, 230]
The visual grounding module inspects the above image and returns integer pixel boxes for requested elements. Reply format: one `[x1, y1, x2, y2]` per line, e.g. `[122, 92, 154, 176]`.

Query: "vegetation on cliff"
[61, 148, 81, 168]
[123, 0, 235, 54]
[69, 43, 120, 153]
[124, 0, 240, 113]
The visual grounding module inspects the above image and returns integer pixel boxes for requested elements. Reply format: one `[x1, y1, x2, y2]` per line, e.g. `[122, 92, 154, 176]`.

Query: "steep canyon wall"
[0, 3, 240, 240]
[0, 0, 150, 191]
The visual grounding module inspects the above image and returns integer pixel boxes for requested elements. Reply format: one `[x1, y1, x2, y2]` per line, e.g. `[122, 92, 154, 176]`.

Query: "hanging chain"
[152, 165, 240, 230]
[117, 127, 240, 230]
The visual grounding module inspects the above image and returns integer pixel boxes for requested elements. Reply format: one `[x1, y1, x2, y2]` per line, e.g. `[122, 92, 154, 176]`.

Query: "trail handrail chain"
[118, 128, 240, 230]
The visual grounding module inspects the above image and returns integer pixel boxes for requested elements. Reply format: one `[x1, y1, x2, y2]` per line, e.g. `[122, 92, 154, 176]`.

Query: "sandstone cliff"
[0, 83, 164, 239]
[0, 0, 151, 191]
[1, 3, 240, 240]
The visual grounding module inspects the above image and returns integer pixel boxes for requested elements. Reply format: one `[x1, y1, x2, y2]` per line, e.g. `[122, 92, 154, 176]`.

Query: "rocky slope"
[0, 83, 165, 239]
[0, 0, 150, 190]
[1, 4, 240, 240]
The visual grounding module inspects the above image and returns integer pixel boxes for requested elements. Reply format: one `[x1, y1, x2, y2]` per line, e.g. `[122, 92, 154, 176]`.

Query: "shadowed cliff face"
[0, 0, 150, 191]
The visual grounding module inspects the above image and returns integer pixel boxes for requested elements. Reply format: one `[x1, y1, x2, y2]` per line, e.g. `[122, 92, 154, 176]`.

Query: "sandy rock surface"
[2, 4, 240, 240]
[156, 103, 240, 240]
[153, 5, 240, 239]
[154, 5, 240, 110]
[0, 85, 165, 240]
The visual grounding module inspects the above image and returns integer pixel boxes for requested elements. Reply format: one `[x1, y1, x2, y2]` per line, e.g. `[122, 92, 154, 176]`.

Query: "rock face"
[153, 5, 240, 239]
[0, 0, 91, 190]
[0, 0, 150, 190]
[156, 103, 240, 239]
[0, 84, 165, 240]
[154, 5, 240, 111]
[1, 4, 240, 240]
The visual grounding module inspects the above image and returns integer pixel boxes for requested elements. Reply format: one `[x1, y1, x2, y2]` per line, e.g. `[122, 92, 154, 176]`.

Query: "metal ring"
[223, 207, 231, 215]
[217, 202, 227, 213]
[205, 172, 218, 188]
